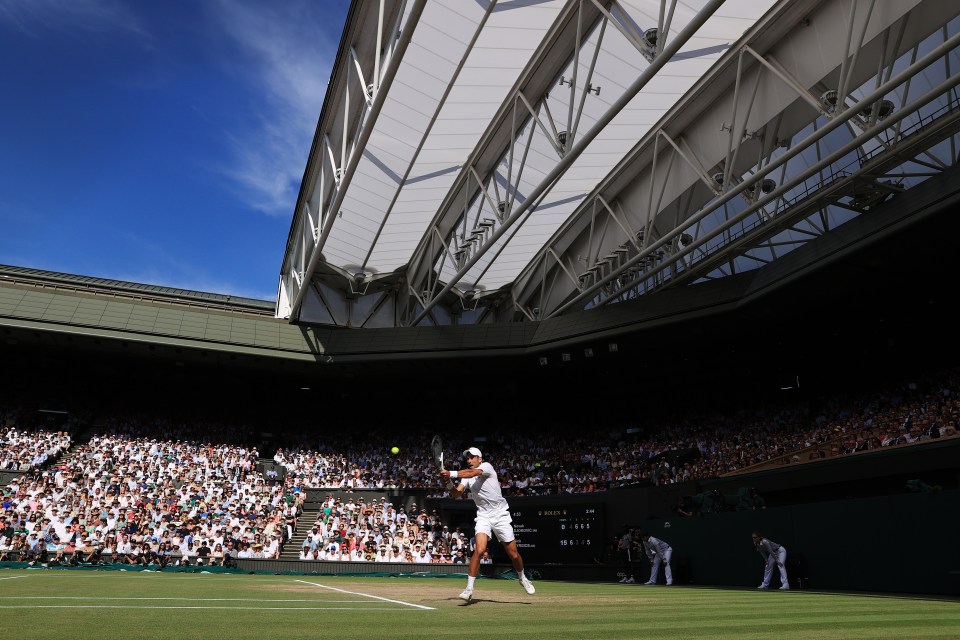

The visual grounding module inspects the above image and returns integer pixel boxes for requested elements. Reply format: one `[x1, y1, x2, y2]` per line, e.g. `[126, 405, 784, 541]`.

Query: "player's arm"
[447, 467, 484, 480]
[441, 467, 483, 497]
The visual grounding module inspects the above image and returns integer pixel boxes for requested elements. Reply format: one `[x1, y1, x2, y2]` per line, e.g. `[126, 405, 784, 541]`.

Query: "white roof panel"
[458, 0, 778, 289]
[363, 0, 566, 273]
[313, 0, 775, 287]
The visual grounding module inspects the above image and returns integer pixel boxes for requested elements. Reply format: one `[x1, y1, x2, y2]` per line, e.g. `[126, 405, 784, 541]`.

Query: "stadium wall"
[637, 489, 959, 596]
[260, 483, 959, 594]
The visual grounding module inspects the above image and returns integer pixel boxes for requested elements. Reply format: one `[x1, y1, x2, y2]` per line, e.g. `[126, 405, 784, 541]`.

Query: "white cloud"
[208, 0, 340, 217]
[0, 0, 147, 39]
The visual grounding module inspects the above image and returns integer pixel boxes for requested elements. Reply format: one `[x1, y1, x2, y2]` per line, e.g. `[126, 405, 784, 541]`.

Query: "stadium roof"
[5, 156, 960, 375]
[0, 264, 274, 315]
[281, 0, 960, 329]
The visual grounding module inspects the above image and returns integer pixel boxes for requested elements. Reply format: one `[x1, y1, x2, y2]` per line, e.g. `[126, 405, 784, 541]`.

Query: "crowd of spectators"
[294, 494, 473, 564]
[0, 426, 72, 472]
[269, 368, 959, 497]
[1, 366, 959, 565]
[0, 415, 303, 567]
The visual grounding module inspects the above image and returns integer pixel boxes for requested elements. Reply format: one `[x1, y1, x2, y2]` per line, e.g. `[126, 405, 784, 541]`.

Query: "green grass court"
[1, 569, 957, 639]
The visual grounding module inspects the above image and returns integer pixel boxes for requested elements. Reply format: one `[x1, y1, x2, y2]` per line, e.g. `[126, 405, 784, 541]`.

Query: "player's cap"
[463, 447, 482, 458]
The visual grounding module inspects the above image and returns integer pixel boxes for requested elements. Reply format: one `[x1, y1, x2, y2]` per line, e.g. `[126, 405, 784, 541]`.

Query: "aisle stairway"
[281, 509, 321, 559]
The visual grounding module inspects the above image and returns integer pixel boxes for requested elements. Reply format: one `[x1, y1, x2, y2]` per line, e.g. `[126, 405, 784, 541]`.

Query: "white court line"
[0, 576, 29, 582]
[295, 579, 435, 610]
[0, 596, 373, 603]
[0, 605, 418, 611]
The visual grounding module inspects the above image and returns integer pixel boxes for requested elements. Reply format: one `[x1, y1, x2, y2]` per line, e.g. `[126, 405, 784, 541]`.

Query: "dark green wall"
[638, 490, 958, 595]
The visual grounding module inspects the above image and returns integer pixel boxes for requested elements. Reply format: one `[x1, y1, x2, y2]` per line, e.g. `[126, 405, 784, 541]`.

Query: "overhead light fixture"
[461, 289, 478, 311]
[819, 89, 839, 113]
[859, 99, 895, 120]
[875, 99, 895, 119]
[643, 28, 658, 48]
[349, 271, 369, 296]
[638, 27, 658, 62]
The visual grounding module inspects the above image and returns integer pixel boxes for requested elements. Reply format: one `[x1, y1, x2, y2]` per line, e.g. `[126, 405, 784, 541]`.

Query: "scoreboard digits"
[510, 504, 604, 564]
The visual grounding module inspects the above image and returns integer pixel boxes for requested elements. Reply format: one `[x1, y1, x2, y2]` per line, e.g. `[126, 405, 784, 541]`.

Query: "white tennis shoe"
[519, 575, 536, 595]
[458, 588, 473, 601]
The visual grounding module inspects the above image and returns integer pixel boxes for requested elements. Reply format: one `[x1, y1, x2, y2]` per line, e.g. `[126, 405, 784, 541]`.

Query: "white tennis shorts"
[474, 510, 515, 543]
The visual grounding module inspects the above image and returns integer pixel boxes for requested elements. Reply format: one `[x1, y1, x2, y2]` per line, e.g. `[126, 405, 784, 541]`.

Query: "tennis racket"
[431, 435, 444, 470]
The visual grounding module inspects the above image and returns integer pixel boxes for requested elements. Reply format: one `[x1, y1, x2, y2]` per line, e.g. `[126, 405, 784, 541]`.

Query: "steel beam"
[409, 0, 728, 326]
[548, 25, 960, 317]
[288, 0, 427, 321]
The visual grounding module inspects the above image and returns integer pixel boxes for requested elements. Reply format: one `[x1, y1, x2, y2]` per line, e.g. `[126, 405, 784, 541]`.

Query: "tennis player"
[441, 447, 535, 601]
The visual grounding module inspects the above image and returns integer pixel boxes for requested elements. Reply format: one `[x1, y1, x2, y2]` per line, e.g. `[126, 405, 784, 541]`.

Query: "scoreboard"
[510, 503, 604, 564]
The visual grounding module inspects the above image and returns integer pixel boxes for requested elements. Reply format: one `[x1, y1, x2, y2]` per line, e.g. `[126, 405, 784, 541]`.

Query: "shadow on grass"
[453, 598, 535, 606]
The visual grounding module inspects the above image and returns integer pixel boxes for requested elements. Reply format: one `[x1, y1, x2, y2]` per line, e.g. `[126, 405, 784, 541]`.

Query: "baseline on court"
[0, 574, 434, 612]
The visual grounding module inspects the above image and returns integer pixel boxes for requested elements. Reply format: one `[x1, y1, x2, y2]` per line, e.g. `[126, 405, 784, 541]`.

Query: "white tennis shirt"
[462, 461, 510, 517]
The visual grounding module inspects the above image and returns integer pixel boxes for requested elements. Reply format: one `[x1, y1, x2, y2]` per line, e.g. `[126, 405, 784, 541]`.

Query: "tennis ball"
[391, 446, 400, 454]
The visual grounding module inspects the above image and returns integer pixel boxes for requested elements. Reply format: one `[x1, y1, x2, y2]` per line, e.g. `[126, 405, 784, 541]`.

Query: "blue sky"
[0, 0, 350, 301]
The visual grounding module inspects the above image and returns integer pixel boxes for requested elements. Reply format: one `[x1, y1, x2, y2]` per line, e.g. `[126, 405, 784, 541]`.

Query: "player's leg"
[500, 539, 524, 575]
[493, 514, 535, 595]
[460, 524, 490, 601]
[663, 548, 673, 585]
[646, 555, 661, 584]
[760, 557, 774, 589]
[469, 533, 487, 578]
[620, 548, 631, 582]
[777, 547, 789, 589]
[501, 540, 536, 594]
